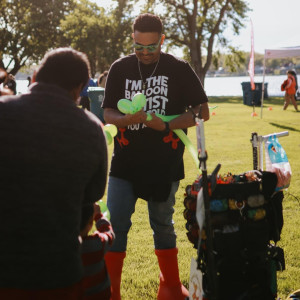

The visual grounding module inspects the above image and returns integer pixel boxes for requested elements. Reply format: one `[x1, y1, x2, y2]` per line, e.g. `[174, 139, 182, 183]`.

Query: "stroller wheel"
[286, 289, 300, 300]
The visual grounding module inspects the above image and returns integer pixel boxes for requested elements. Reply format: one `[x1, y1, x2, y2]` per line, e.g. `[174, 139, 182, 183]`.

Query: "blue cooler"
[88, 87, 105, 122]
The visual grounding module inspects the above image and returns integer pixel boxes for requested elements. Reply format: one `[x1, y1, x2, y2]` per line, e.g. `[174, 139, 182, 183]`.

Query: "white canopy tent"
[261, 46, 300, 118]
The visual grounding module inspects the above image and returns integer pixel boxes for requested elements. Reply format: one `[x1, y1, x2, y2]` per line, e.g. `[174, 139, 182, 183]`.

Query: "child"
[80, 203, 115, 300]
[282, 70, 299, 111]
[3, 74, 17, 95]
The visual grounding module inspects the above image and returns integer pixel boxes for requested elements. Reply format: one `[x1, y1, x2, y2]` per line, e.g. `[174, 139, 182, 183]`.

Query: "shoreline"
[16, 74, 298, 97]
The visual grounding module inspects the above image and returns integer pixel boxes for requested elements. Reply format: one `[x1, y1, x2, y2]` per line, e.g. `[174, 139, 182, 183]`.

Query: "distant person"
[80, 202, 115, 300]
[27, 76, 32, 87]
[80, 77, 97, 110]
[97, 71, 108, 88]
[289, 69, 299, 99]
[3, 73, 17, 95]
[281, 70, 299, 111]
[0, 47, 108, 299]
[0, 68, 13, 96]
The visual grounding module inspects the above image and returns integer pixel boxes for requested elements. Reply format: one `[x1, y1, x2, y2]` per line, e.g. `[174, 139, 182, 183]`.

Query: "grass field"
[104, 96, 300, 300]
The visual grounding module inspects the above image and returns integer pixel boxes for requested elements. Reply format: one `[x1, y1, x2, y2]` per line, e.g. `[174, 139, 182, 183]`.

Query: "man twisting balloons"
[102, 13, 209, 300]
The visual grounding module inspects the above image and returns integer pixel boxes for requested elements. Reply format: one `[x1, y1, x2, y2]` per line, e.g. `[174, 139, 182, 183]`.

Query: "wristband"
[164, 122, 170, 133]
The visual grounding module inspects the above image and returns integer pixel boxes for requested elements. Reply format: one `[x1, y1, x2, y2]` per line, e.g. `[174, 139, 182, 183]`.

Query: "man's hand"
[144, 113, 166, 131]
[93, 203, 101, 219]
[103, 107, 147, 128]
[124, 109, 148, 125]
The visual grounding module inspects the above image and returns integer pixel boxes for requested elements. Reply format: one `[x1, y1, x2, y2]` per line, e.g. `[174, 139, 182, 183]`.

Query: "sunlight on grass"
[103, 97, 300, 299]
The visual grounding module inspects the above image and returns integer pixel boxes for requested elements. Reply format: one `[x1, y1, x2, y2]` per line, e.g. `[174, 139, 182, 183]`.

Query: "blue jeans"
[107, 176, 179, 252]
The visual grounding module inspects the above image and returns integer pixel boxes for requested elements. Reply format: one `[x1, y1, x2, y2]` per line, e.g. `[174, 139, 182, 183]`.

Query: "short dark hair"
[35, 47, 90, 92]
[287, 70, 296, 76]
[133, 13, 163, 34]
[80, 204, 94, 231]
[5, 77, 17, 95]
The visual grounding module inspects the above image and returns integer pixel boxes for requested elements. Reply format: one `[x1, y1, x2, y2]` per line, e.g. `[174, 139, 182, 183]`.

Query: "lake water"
[16, 74, 298, 97]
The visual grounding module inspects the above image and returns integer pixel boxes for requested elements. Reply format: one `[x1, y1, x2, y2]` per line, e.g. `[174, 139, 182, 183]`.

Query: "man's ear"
[78, 82, 85, 93]
[70, 83, 84, 102]
[160, 34, 165, 45]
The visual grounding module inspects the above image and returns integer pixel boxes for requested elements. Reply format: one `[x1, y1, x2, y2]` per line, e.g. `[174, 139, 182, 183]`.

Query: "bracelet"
[164, 122, 170, 132]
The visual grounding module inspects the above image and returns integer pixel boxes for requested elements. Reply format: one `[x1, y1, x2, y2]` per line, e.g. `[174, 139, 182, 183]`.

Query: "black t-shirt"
[103, 52, 208, 186]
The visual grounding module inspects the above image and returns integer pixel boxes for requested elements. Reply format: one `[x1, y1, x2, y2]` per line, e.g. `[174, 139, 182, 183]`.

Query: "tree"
[0, 0, 74, 75]
[148, 0, 250, 85]
[60, 0, 108, 77]
[60, 0, 133, 77]
[107, 0, 134, 64]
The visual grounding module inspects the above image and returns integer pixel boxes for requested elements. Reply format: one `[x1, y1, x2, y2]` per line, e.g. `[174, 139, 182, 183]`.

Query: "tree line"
[208, 52, 300, 76]
[2, 0, 256, 85]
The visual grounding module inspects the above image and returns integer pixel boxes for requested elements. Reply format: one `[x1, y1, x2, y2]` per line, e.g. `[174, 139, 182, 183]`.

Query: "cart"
[184, 116, 288, 300]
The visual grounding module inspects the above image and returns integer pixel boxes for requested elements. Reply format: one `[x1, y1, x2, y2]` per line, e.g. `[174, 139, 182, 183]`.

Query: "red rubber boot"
[155, 248, 189, 300]
[105, 251, 126, 300]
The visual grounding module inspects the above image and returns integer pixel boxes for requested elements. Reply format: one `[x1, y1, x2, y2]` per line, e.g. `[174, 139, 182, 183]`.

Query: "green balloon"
[173, 129, 199, 172]
[145, 113, 179, 122]
[157, 114, 179, 122]
[117, 97, 200, 173]
[118, 93, 147, 115]
[117, 99, 135, 114]
[105, 131, 112, 145]
[145, 112, 200, 172]
[132, 93, 146, 110]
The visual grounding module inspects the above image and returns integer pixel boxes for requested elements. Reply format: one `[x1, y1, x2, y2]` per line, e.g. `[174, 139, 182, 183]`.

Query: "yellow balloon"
[104, 124, 117, 137]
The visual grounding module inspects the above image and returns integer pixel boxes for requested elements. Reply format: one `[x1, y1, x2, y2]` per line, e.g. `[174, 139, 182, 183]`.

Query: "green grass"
[104, 96, 300, 299]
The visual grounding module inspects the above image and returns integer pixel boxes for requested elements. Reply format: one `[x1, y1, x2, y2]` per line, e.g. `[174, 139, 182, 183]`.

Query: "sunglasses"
[133, 36, 162, 52]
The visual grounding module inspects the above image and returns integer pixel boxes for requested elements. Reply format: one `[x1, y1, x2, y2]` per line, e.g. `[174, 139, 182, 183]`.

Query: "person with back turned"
[0, 47, 108, 300]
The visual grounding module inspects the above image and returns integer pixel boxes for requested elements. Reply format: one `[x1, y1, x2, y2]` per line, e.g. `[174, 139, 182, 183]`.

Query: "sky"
[227, 0, 300, 54]
[96, 0, 300, 55]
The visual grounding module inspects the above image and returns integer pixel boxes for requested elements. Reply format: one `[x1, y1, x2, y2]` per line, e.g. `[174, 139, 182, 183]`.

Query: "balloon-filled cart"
[184, 114, 290, 300]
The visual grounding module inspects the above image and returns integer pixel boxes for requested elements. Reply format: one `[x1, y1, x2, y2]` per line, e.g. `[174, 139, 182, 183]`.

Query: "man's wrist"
[164, 122, 170, 132]
[94, 213, 102, 222]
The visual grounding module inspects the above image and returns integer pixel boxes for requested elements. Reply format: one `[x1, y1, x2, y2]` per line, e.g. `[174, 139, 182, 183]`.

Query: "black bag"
[183, 170, 284, 300]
